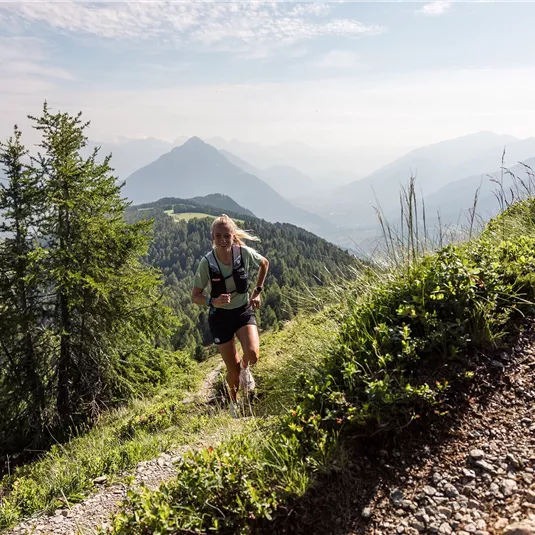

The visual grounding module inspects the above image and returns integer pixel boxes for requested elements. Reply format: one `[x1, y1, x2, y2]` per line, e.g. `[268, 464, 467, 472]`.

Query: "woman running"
[191, 214, 269, 415]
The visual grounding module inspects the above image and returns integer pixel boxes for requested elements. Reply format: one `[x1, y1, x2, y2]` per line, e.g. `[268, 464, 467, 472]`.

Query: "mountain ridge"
[123, 137, 334, 236]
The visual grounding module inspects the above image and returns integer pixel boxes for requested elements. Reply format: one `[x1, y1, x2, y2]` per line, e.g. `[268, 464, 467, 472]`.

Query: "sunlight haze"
[2, 1, 535, 175]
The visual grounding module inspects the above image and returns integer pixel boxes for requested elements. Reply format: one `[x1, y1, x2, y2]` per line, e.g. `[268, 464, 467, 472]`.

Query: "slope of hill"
[85, 137, 175, 181]
[123, 137, 333, 235]
[219, 150, 316, 199]
[125, 200, 358, 351]
[188, 194, 256, 218]
[299, 132, 524, 228]
[422, 156, 535, 226]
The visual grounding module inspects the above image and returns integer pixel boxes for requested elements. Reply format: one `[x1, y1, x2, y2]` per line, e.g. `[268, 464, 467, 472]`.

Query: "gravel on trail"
[3, 363, 226, 535]
[352, 322, 535, 535]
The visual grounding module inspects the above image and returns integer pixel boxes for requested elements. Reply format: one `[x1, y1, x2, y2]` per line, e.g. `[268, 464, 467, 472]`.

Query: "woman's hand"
[213, 293, 231, 306]
[249, 291, 261, 309]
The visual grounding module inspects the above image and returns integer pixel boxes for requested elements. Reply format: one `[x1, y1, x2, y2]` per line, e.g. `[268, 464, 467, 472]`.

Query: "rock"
[423, 485, 437, 496]
[501, 478, 519, 497]
[361, 506, 372, 519]
[506, 454, 522, 469]
[438, 522, 452, 534]
[391, 488, 404, 506]
[470, 449, 486, 462]
[411, 519, 426, 532]
[526, 490, 535, 504]
[474, 460, 498, 475]
[503, 520, 535, 535]
[463, 468, 477, 479]
[444, 483, 460, 498]
[496, 518, 511, 529]
[475, 519, 487, 530]
[93, 475, 108, 485]
[438, 506, 452, 519]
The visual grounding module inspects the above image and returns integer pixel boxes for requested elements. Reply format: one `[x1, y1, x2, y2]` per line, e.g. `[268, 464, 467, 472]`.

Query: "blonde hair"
[211, 214, 260, 246]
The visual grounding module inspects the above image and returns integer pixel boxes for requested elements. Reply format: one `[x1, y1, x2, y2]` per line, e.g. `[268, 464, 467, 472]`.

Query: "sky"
[2, 0, 535, 174]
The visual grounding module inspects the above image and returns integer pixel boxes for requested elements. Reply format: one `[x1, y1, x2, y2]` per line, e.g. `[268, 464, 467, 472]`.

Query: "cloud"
[0, 2, 386, 57]
[0, 36, 73, 103]
[313, 50, 359, 69]
[416, 2, 453, 16]
[6, 66, 534, 148]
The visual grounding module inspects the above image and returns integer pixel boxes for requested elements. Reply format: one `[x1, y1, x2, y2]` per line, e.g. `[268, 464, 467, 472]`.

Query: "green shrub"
[295, 235, 535, 436]
[101, 427, 334, 535]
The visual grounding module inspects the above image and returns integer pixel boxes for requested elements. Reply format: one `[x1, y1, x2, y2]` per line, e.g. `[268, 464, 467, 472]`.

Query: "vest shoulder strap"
[206, 250, 221, 274]
[232, 244, 244, 269]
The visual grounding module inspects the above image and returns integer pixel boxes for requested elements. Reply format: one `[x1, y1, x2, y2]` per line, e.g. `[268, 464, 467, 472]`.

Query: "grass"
[96, 187, 535, 535]
[253, 307, 343, 417]
[166, 212, 245, 224]
[7, 173, 535, 534]
[0, 359, 232, 531]
[0, 301, 341, 533]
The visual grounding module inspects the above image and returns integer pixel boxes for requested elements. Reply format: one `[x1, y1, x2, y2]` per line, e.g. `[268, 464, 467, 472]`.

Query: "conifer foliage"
[0, 103, 177, 454]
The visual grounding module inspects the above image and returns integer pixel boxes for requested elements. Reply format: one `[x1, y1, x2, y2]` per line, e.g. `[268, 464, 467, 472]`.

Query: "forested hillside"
[125, 200, 359, 355]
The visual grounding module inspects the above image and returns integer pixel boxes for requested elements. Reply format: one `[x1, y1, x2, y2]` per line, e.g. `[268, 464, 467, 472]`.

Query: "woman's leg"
[236, 324, 260, 368]
[217, 338, 240, 401]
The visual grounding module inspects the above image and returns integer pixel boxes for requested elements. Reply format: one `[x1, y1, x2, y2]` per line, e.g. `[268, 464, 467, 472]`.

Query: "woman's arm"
[255, 257, 269, 289]
[191, 287, 230, 307]
[249, 257, 269, 308]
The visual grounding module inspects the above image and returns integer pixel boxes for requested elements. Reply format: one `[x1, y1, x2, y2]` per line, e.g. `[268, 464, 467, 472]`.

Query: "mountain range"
[290, 132, 535, 229]
[123, 137, 333, 236]
[85, 131, 535, 253]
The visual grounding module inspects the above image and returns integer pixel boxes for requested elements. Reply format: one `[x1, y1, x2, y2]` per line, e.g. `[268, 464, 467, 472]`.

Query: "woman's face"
[212, 224, 233, 249]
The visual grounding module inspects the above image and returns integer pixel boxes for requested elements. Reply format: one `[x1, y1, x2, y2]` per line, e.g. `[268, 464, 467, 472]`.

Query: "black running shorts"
[208, 304, 257, 345]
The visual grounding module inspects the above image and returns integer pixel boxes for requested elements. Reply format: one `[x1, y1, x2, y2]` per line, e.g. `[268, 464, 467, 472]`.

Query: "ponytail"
[211, 214, 260, 246]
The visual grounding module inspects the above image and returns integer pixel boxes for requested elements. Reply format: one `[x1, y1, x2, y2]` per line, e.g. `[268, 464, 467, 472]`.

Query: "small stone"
[411, 519, 426, 532]
[464, 523, 477, 533]
[522, 473, 534, 485]
[444, 483, 460, 498]
[474, 460, 497, 475]
[463, 468, 476, 479]
[423, 485, 437, 496]
[503, 520, 535, 535]
[475, 519, 487, 530]
[438, 506, 452, 519]
[501, 478, 518, 497]
[438, 523, 452, 534]
[506, 453, 521, 469]
[470, 449, 486, 461]
[526, 490, 535, 504]
[495, 518, 510, 530]
[361, 506, 372, 519]
[93, 475, 108, 484]
[391, 488, 404, 505]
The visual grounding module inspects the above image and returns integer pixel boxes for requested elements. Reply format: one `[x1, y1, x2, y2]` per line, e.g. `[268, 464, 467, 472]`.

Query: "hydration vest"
[205, 245, 249, 299]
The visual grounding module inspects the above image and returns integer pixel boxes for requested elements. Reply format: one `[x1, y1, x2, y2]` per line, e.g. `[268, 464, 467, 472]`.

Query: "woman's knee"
[243, 346, 259, 365]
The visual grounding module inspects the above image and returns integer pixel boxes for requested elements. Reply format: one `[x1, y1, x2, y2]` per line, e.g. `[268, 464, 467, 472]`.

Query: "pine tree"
[29, 102, 177, 429]
[0, 126, 49, 451]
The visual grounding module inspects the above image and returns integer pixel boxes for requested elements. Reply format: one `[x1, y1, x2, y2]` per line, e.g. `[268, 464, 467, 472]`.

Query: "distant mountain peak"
[183, 136, 206, 147]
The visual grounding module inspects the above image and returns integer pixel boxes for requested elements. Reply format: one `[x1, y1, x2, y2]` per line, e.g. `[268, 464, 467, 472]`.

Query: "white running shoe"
[239, 360, 255, 394]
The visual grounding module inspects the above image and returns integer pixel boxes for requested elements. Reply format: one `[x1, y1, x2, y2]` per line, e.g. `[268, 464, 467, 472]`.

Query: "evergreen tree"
[29, 102, 178, 428]
[0, 126, 50, 451]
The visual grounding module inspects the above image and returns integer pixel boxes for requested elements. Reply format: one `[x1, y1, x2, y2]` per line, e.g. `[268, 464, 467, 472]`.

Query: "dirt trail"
[6, 362, 228, 535]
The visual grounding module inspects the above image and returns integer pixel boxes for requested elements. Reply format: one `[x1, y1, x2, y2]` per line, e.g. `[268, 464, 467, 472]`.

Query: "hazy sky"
[2, 1, 535, 160]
